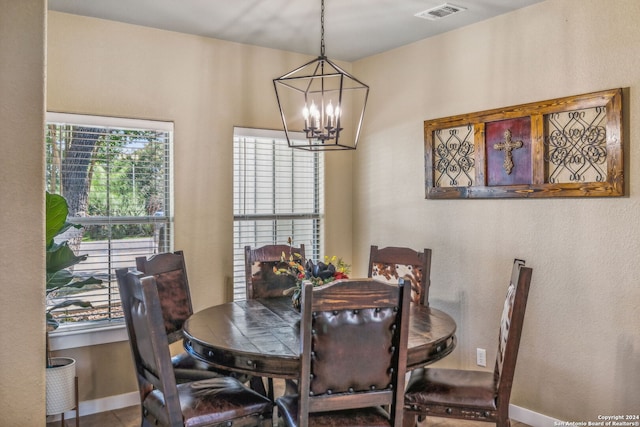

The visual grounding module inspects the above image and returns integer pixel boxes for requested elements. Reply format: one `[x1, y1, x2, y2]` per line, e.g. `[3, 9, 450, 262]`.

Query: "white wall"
[353, 0, 639, 420]
[0, 0, 46, 424]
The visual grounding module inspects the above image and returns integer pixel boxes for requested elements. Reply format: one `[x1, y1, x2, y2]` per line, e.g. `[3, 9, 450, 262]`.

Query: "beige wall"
[8, 0, 637, 421]
[0, 0, 46, 424]
[46, 12, 353, 402]
[353, 0, 639, 420]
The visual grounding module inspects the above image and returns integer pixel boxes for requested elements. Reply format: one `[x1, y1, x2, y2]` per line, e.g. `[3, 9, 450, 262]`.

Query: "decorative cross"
[493, 129, 523, 175]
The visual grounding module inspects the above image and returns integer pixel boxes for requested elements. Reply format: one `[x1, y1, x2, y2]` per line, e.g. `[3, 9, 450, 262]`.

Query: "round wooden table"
[183, 297, 456, 379]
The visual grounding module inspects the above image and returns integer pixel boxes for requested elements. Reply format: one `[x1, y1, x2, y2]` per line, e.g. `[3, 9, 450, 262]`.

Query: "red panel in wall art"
[486, 117, 532, 186]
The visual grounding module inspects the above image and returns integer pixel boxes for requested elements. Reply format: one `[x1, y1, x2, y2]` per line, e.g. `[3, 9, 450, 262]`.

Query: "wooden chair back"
[495, 259, 529, 410]
[368, 245, 432, 306]
[244, 244, 305, 299]
[135, 251, 192, 344]
[116, 269, 184, 425]
[280, 278, 411, 427]
[135, 251, 233, 382]
[116, 269, 274, 427]
[403, 259, 533, 426]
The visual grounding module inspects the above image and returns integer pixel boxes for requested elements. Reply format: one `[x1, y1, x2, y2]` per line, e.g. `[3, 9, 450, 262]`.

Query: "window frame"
[232, 127, 324, 301]
[45, 112, 174, 337]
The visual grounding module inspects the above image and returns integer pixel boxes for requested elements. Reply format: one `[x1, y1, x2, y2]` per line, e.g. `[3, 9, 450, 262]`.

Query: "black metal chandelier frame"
[273, 0, 369, 151]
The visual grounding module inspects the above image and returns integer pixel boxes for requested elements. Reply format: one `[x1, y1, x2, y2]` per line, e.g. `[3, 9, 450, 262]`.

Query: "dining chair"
[368, 245, 432, 306]
[117, 269, 273, 427]
[403, 259, 532, 427]
[244, 243, 306, 399]
[276, 278, 412, 427]
[244, 243, 306, 299]
[134, 251, 230, 382]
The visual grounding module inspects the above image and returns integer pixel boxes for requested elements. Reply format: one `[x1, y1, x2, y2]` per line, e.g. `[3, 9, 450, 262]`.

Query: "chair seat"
[276, 394, 391, 427]
[404, 368, 497, 410]
[144, 377, 273, 427]
[172, 351, 253, 384]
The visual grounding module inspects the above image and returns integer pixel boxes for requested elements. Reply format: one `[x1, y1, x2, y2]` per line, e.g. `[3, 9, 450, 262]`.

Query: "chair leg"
[250, 376, 268, 397]
[267, 378, 274, 401]
[402, 412, 418, 427]
[497, 407, 511, 427]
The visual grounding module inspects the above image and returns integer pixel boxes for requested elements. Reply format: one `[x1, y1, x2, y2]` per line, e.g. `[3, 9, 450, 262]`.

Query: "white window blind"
[233, 127, 324, 301]
[45, 112, 173, 328]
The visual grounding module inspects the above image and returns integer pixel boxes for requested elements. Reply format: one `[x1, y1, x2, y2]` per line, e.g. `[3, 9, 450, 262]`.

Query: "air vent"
[415, 3, 466, 21]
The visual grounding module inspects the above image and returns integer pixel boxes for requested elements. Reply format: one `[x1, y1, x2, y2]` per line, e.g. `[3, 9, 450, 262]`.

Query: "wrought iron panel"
[545, 107, 608, 184]
[433, 125, 476, 188]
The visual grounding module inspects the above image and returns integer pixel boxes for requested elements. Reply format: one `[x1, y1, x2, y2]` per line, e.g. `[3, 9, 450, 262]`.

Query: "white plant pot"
[46, 357, 76, 416]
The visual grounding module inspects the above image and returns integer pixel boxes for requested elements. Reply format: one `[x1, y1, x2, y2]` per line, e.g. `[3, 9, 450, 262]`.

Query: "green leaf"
[44, 191, 102, 337]
[46, 269, 74, 290]
[46, 312, 60, 331]
[46, 243, 88, 273]
[45, 192, 69, 247]
[67, 276, 103, 288]
[46, 270, 102, 291]
[47, 300, 93, 312]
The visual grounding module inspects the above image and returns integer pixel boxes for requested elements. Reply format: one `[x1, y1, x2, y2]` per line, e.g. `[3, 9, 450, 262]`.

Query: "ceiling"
[48, 0, 544, 62]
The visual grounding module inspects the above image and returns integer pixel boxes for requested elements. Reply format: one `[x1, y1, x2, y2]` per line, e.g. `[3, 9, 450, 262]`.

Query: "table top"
[183, 297, 457, 379]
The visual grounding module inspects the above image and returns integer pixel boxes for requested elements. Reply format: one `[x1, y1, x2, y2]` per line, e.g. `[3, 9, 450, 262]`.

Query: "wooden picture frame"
[424, 88, 623, 199]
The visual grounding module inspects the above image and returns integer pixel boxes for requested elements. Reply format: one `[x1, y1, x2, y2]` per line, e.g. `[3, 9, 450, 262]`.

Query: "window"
[46, 112, 173, 329]
[233, 127, 324, 301]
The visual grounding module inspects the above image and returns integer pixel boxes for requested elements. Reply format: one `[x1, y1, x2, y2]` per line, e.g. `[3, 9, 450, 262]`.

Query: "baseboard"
[511, 403, 561, 426]
[46, 391, 140, 422]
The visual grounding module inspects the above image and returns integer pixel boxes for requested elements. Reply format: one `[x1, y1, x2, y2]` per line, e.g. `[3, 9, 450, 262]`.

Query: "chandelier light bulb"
[326, 102, 334, 128]
[309, 101, 318, 116]
[302, 105, 310, 129]
[309, 101, 320, 129]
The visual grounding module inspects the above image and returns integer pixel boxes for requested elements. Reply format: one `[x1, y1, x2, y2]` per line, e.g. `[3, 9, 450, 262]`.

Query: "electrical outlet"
[476, 348, 487, 367]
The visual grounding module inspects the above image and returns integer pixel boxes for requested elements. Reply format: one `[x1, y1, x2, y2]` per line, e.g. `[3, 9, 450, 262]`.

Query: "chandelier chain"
[320, 0, 325, 57]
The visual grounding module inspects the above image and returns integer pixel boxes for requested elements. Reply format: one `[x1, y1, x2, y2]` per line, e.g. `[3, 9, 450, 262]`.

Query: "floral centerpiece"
[274, 239, 350, 310]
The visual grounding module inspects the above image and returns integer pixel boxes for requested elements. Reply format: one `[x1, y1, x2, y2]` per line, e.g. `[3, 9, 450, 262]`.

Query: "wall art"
[424, 88, 623, 198]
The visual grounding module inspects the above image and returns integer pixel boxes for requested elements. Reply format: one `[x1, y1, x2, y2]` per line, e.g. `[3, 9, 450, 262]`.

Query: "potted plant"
[45, 191, 102, 416]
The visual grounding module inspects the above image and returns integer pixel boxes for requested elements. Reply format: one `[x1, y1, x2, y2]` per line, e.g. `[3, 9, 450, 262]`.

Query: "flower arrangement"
[274, 238, 350, 309]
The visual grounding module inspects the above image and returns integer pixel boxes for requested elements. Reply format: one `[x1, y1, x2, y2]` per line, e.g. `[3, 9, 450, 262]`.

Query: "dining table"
[183, 296, 457, 379]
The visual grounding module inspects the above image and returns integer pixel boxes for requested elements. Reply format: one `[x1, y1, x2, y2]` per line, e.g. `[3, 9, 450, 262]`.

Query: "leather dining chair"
[244, 243, 306, 299]
[368, 245, 432, 306]
[276, 278, 412, 427]
[403, 259, 533, 427]
[134, 251, 231, 382]
[117, 270, 273, 427]
[244, 243, 306, 399]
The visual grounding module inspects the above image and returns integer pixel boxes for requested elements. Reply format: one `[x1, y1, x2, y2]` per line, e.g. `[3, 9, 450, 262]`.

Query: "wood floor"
[48, 403, 533, 427]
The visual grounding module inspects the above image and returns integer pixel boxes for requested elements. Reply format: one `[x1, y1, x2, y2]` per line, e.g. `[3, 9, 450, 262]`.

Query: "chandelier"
[273, 0, 369, 151]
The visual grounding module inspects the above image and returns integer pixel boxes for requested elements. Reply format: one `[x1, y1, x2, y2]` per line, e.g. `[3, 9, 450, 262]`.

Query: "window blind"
[45, 112, 173, 328]
[233, 127, 324, 301]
